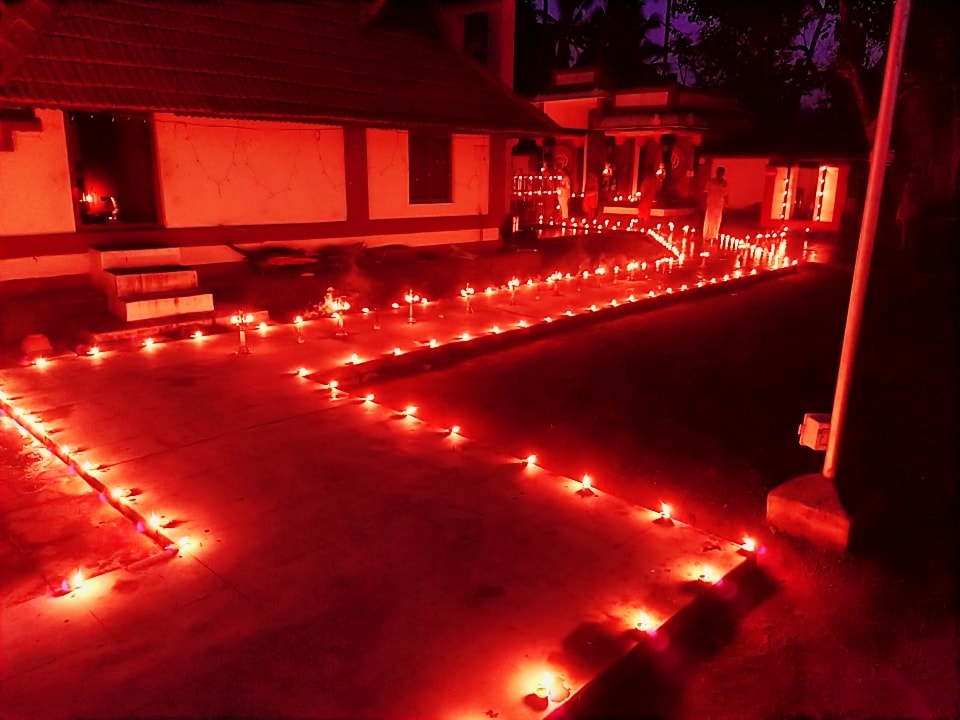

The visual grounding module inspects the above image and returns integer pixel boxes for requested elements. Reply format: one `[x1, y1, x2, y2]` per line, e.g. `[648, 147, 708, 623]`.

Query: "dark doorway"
[68, 112, 158, 226]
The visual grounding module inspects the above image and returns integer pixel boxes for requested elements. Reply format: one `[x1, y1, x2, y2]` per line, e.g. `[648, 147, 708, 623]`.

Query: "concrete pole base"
[766, 473, 851, 551]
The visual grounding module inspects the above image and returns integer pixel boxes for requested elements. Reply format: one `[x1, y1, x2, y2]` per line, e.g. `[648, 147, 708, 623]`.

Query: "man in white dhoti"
[702, 166, 728, 243]
[557, 170, 571, 219]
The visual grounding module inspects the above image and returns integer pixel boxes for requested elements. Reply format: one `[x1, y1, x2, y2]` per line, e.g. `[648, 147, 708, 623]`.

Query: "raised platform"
[107, 288, 215, 323]
[766, 473, 851, 551]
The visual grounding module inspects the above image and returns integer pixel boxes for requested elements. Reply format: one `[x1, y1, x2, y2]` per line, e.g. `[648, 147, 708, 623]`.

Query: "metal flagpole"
[822, 0, 912, 480]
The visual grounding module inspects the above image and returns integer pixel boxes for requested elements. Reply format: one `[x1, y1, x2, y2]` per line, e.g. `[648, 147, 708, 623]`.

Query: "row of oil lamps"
[0, 389, 192, 596]
[291, 376, 760, 707]
[28, 261, 795, 367]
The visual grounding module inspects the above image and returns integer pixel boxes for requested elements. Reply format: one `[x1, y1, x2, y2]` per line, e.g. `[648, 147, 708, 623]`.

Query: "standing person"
[636, 168, 658, 228]
[582, 171, 599, 222]
[556, 169, 571, 220]
[702, 166, 728, 244]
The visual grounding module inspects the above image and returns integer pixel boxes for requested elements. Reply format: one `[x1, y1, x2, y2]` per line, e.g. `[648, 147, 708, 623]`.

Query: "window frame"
[408, 130, 453, 205]
[65, 110, 163, 230]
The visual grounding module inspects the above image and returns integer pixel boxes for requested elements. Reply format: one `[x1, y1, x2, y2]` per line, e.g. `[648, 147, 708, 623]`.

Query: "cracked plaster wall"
[0, 109, 76, 237]
[155, 115, 347, 228]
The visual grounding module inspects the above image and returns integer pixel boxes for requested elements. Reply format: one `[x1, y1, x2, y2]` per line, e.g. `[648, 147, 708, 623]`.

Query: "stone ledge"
[766, 473, 851, 551]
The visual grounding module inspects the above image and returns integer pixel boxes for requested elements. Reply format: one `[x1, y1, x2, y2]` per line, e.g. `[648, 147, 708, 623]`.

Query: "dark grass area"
[367, 260, 957, 718]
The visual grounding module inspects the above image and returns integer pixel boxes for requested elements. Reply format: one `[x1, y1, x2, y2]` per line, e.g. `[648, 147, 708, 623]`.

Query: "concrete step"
[102, 266, 199, 298]
[108, 289, 214, 323]
[83, 311, 217, 345]
[90, 245, 183, 273]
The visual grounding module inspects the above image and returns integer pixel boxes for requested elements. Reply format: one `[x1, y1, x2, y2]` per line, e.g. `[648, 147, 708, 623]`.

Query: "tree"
[672, 0, 835, 131]
[834, 0, 958, 252]
[671, 0, 958, 252]
[573, 0, 662, 88]
[513, 0, 663, 95]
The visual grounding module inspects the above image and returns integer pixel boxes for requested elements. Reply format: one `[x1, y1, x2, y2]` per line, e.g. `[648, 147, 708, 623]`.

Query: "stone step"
[83, 312, 217, 345]
[108, 289, 214, 323]
[102, 266, 199, 298]
[90, 245, 183, 273]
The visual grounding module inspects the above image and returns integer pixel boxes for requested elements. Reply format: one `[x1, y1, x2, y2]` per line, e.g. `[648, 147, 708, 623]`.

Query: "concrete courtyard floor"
[1, 240, 784, 719]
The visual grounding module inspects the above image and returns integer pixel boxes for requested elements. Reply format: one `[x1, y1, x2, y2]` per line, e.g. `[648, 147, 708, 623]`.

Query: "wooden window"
[464, 11, 489, 67]
[409, 131, 452, 204]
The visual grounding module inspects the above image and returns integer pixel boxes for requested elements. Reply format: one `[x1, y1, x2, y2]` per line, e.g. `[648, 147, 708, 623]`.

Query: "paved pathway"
[0, 230, 792, 719]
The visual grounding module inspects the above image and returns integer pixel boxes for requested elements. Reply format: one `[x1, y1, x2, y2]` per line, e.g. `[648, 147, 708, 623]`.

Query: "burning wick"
[88, 345, 101, 356]
[350, 353, 359, 365]
[741, 536, 757, 553]
[429, 339, 438, 348]
[328, 380, 339, 390]
[364, 393, 375, 403]
[149, 512, 161, 531]
[636, 611, 653, 633]
[297, 367, 308, 377]
[698, 566, 714, 584]
[192, 330, 203, 339]
[581, 474, 593, 491]
[72, 569, 84, 589]
[403, 406, 417, 417]
[660, 502, 671, 520]
[143, 337, 154, 348]
[448, 425, 461, 436]
[523, 454, 537, 467]
[393, 347, 403, 356]
[534, 671, 571, 703]
[534, 672, 553, 699]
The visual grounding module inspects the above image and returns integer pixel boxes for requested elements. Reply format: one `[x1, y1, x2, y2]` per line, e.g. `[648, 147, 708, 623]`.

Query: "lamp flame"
[297, 367, 308, 377]
[524, 454, 537, 466]
[403, 406, 417, 416]
[581, 474, 592, 490]
[742, 536, 757, 553]
[364, 393, 375, 403]
[660, 502, 671, 520]
[149, 512, 161, 530]
[72, 569, 84, 589]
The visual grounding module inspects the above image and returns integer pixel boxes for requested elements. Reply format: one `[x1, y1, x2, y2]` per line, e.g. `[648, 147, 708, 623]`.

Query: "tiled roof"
[0, 0, 558, 135]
